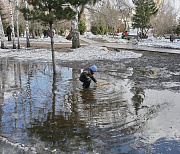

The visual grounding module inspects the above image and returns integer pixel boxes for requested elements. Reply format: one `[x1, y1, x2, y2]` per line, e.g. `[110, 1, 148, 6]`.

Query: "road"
[79, 36, 180, 54]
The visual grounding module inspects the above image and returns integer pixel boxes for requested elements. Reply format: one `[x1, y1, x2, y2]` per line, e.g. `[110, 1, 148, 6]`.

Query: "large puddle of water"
[0, 54, 180, 153]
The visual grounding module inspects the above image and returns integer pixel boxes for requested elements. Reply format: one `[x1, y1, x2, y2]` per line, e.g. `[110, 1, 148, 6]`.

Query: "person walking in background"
[79, 65, 99, 88]
[6, 26, 12, 41]
[43, 29, 47, 37]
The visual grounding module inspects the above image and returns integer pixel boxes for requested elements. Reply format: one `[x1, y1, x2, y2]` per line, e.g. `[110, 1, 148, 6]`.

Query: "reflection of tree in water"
[131, 86, 145, 115]
[27, 73, 93, 152]
[80, 88, 98, 104]
[0, 59, 174, 153]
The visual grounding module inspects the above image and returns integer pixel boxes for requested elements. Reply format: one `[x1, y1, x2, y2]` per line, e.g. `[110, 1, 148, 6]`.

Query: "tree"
[16, 0, 20, 49]
[132, 0, 158, 33]
[90, 0, 132, 35]
[101, 0, 120, 35]
[20, 0, 84, 74]
[21, 0, 31, 47]
[78, 14, 86, 35]
[9, 0, 16, 49]
[71, 6, 80, 48]
[150, 2, 177, 36]
[90, 1, 115, 35]
[0, 3, 7, 49]
[174, 19, 180, 35]
[0, 14, 7, 49]
[66, 0, 99, 46]
[70, 0, 99, 48]
[115, 0, 133, 32]
[0, 2, 8, 30]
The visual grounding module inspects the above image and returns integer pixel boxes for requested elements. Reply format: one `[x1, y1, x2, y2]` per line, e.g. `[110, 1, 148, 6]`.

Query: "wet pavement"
[80, 36, 180, 54]
[0, 46, 180, 154]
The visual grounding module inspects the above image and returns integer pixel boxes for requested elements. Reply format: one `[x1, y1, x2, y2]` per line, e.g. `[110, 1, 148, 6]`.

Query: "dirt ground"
[7, 37, 107, 52]
[19, 39, 89, 52]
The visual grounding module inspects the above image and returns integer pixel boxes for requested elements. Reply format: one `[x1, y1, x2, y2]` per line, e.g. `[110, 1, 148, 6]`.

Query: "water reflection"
[79, 88, 98, 104]
[131, 84, 145, 115]
[0, 58, 180, 153]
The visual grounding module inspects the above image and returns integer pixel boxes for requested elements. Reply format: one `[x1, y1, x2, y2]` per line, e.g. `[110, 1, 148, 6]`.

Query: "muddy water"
[0, 51, 180, 153]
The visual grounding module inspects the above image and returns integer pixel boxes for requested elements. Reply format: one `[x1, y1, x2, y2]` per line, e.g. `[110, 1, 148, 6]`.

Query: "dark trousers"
[79, 78, 91, 88]
[8, 35, 11, 41]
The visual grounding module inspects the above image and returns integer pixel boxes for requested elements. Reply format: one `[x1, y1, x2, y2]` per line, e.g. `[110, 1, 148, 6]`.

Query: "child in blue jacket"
[79, 65, 99, 88]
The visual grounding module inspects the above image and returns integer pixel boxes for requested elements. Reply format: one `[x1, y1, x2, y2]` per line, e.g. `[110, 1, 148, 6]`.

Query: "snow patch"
[0, 45, 142, 61]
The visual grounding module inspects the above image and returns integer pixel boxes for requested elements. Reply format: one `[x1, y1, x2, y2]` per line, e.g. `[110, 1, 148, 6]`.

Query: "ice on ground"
[0, 45, 142, 61]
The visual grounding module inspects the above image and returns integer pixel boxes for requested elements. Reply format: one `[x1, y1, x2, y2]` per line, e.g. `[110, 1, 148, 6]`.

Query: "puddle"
[0, 53, 180, 153]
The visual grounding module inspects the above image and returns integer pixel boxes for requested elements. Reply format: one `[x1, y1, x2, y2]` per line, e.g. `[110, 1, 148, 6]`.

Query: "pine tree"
[132, 0, 158, 33]
[20, 0, 95, 74]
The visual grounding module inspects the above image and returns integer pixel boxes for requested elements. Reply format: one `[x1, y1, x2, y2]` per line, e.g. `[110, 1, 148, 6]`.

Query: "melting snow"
[0, 45, 142, 61]
[0, 32, 179, 62]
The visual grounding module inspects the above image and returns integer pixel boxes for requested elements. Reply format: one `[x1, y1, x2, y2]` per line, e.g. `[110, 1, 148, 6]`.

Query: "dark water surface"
[0, 51, 180, 153]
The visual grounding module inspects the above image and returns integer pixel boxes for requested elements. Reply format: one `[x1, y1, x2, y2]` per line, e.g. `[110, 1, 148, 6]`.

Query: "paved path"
[80, 37, 180, 54]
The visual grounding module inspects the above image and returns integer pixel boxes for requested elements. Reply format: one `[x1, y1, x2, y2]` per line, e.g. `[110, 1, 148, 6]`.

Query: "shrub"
[79, 20, 86, 35]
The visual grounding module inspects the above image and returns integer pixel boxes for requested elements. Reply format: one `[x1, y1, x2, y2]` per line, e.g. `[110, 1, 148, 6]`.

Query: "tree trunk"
[71, 6, 80, 49]
[66, 28, 72, 40]
[78, 5, 85, 21]
[25, 0, 30, 47]
[0, 14, 7, 49]
[50, 23, 56, 75]
[9, 0, 16, 49]
[31, 20, 35, 38]
[16, 0, 20, 49]
[66, 5, 84, 41]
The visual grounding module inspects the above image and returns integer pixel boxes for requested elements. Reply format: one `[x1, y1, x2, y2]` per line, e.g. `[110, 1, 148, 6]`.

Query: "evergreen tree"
[132, 0, 158, 33]
[20, 0, 95, 74]
[78, 14, 86, 35]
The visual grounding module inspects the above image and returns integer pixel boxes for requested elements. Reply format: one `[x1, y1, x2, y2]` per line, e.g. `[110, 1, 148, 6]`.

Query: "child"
[79, 65, 99, 88]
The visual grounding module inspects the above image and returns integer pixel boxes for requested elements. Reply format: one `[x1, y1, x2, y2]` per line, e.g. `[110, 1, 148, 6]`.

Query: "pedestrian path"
[79, 36, 180, 54]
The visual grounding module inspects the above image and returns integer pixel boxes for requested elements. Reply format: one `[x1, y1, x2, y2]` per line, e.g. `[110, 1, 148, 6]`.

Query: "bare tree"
[25, 0, 30, 47]
[102, 1, 120, 35]
[9, 0, 16, 49]
[89, 0, 132, 35]
[71, 6, 80, 49]
[16, 0, 20, 49]
[0, 14, 7, 49]
[150, 2, 177, 37]
[114, 0, 133, 32]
